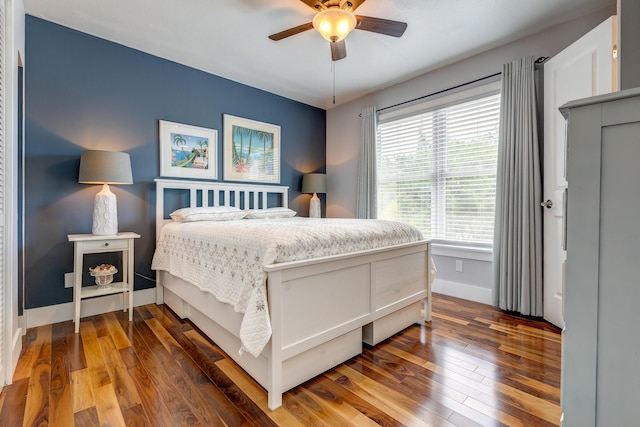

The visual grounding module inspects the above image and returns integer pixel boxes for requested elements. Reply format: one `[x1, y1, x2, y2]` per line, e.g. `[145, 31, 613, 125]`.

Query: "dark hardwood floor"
[0, 294, 562, 426]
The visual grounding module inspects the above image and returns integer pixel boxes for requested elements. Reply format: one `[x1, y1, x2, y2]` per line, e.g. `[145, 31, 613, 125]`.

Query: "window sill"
[431, 243, 492, 262]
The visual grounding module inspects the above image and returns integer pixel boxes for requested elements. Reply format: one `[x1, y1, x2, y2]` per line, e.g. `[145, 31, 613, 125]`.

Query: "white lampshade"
[312, 8, 357, 42]
[302, 173, 327, 218]
[79, 150, 133, 235]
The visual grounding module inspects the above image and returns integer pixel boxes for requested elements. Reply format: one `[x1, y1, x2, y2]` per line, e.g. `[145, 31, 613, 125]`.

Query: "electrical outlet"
[64, 272, 74, 288]
[455, 260, 463, 272]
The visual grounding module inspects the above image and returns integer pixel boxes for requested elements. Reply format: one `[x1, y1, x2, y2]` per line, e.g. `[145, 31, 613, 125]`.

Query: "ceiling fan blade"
[355, 16, 407, 37]
[340, 0, 366, 12]
[268, 22, 314, 41]
[331, 40, 347, 61]
[299, 0, 327, 11]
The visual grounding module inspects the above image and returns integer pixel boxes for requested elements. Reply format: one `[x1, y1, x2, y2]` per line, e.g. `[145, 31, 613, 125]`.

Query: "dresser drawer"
[79, 239, 129, 252]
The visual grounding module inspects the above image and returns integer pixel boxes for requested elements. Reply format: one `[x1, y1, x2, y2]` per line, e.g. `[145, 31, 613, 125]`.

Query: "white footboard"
[263, 240, 430, 409]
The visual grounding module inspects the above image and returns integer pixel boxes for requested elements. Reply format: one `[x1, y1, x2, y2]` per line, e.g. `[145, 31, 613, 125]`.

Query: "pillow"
[244, 207, 297, 219]
[170, 206, 246, 222]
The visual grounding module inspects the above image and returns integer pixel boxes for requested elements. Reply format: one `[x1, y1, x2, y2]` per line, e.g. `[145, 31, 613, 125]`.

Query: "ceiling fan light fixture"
[312, 8, 357, 42]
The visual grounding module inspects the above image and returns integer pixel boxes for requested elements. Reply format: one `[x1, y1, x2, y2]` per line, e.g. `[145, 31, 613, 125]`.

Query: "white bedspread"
[151, 217, 424, 357]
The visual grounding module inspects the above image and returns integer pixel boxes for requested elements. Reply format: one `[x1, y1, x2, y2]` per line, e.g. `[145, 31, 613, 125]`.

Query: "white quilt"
[151, 217, 424, 357]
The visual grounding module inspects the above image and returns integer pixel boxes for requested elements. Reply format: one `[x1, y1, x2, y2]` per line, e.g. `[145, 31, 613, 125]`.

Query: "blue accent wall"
[24, 16, 326, 310]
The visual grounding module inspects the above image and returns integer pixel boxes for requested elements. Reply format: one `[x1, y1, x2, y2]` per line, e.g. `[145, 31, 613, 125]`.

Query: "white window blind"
[377, 88, 500, 246]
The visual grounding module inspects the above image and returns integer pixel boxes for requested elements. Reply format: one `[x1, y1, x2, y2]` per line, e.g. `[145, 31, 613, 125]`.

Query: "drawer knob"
[104, 242, 109, 247]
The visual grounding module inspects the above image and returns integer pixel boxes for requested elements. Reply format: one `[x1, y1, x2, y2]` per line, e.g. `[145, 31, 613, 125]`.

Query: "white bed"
[152, 178, 432, 409]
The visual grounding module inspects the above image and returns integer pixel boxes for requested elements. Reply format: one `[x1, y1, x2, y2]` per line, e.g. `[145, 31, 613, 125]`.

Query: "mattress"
[151, 217, 424, 356]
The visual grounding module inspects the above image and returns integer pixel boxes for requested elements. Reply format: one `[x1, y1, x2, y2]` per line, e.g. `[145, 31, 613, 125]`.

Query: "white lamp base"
[92, 183, 118, 235]
[309, 193, 321, 218]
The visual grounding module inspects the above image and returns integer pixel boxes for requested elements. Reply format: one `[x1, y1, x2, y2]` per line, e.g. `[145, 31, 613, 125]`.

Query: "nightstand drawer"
[80, 239, 129, 251]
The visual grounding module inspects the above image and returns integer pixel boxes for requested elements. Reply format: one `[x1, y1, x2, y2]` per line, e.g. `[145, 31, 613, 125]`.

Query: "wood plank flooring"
[0, 294, 562, 426]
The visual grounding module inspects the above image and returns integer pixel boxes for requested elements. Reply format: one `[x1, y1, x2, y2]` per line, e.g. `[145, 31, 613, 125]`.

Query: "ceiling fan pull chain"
[332, 60, 336, 105]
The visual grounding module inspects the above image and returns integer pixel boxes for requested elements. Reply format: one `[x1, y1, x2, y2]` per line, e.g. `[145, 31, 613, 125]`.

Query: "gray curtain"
[356, 106, 378, 219]
[492, 55, 543, 316]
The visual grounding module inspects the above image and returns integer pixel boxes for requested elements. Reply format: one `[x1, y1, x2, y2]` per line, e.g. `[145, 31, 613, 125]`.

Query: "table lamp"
[301, 173, 327, 218]
[79, 150, 133, 235]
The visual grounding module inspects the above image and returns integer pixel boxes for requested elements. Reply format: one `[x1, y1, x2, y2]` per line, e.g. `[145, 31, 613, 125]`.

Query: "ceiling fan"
[268, 0, 408, 61]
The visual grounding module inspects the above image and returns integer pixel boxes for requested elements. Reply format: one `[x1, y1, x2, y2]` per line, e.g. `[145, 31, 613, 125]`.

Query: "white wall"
[326, 6, 615, 304]
[5, 0, 25, 385]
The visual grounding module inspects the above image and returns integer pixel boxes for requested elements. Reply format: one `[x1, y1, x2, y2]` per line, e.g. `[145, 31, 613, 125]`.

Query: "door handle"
[541, 200, 553, 208]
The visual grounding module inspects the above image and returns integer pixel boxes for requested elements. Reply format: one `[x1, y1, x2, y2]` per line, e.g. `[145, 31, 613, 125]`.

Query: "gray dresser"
[560, 87, 640, 426]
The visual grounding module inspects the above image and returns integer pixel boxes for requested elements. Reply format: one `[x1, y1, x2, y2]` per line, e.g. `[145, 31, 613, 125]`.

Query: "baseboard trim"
[8, 327, 22, 384]
[24, 282, 491, 328]
[25, 288, 156, 329]
[432, 279, 493, 305]
[18, 314, 25, 336]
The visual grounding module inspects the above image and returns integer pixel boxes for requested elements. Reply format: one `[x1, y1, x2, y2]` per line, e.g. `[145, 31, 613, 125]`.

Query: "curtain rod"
[370, 56, 548, 116]
[375, 72, 501, 114]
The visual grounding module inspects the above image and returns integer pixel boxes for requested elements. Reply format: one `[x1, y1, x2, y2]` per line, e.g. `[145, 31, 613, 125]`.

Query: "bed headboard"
[155, 178, 289, 239]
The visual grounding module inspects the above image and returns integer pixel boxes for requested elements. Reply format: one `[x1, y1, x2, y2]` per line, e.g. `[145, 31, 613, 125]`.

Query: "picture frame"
[223, 114, 281, 183]
[159, 120, 218, 179]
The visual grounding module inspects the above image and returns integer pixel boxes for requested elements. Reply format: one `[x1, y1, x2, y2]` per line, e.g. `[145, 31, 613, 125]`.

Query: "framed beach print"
[223, 114, 280, 183]
[159, 120, 218, 179]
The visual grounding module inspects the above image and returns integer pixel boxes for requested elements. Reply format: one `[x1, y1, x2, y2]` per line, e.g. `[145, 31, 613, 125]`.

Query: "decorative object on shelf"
[302, 173, 327, 218]
[89, 264, 117, 289]
[223, 114, 281, 183]
[79, 150, 133, 235]
[159, 120, 218, 179]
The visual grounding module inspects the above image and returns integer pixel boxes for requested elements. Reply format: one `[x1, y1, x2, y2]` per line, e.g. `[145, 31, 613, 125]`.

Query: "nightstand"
[67, 232, 141, 333]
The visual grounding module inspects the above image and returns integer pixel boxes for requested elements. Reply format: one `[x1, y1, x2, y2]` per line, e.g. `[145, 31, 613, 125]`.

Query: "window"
[377, 84, 501, 246]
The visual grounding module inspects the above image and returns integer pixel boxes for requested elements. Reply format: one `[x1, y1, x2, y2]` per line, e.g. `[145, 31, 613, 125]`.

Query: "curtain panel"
[492, 55, 543, 316]
[356, 106, 378, 219]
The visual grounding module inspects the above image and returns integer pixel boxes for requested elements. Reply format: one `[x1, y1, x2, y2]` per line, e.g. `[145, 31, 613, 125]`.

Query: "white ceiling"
[24, 0, 615, 110]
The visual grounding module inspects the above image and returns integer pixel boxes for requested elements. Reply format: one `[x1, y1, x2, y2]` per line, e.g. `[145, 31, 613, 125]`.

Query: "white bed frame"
[154, 178, 431, 409]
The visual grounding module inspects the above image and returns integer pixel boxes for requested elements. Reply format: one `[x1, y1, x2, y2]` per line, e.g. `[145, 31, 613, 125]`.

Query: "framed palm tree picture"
[159, 120, 218, 179]
[223, 114, 281, 183]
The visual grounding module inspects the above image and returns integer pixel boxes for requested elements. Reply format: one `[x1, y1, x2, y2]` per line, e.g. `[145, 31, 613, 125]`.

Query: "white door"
[542, 16, 616, 328]
[0, 0, 6, 386]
